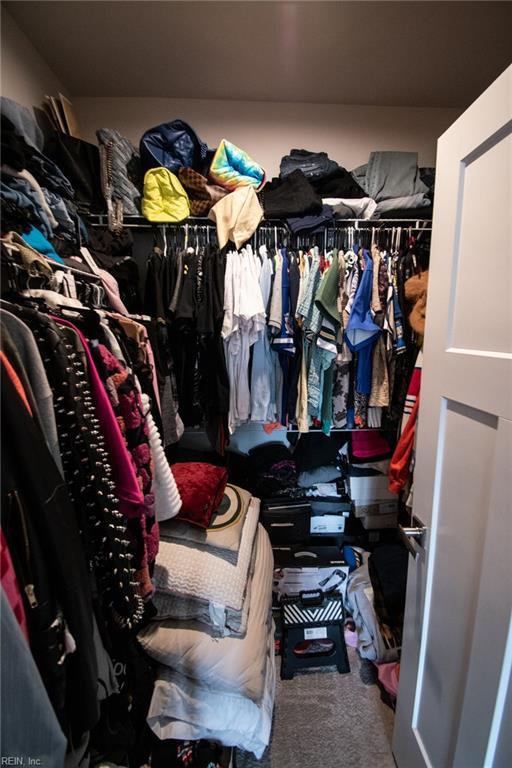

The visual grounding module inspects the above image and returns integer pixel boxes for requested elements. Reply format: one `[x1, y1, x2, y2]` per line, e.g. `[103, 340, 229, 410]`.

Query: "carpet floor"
[237, 647, 395, 768]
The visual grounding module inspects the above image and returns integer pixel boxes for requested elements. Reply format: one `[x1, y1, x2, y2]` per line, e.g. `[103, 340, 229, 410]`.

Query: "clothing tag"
[363, 586, 374, 602]
[64, 626, 77, 654]
[80, 246, 102, 275]
[304, 627, 327, 640]
[209, 602, 226, 629]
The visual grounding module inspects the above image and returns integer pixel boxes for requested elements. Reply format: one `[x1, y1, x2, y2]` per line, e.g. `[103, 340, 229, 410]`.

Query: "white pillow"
[147, 631, 276, 759]
[139, 524, 273, 702]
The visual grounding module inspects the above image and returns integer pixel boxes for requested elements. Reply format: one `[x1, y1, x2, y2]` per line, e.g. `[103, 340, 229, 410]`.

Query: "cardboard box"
[353, 500, 398, 518]
[273, 564, 350, 603]
[360, 512, 398, 530]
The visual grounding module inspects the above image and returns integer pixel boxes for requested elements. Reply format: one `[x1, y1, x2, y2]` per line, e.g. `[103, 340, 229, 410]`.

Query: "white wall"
[1, 5, 68, 113]
[74, 96, 460, 176]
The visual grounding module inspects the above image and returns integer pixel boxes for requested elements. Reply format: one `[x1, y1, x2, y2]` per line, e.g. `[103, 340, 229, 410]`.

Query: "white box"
[349, 474, 397, 502]
[310, 515, 346, 534]
[353, 500, 398, 518]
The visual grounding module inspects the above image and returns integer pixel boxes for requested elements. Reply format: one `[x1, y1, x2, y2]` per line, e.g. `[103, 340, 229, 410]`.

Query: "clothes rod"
[286, 426, 398, 433]
[46, 258, 102, 282]
[182, 425, 397, 434]
[87, 215, 290, 228]
[87, 214, 432, 230]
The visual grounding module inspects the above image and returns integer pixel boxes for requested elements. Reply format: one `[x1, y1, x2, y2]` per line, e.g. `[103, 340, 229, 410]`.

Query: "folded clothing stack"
[350, 151, 431, 218]
[261, 148, 433, 225]
[138, 462, 275, 758]
[247, 442, 299, 499]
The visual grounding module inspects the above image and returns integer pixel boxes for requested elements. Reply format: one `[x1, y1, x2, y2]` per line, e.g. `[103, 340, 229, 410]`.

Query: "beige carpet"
[237, 647, 396, 768]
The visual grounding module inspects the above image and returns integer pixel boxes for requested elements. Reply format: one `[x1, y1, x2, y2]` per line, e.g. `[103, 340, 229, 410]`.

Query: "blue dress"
[345, 250, 381, 394]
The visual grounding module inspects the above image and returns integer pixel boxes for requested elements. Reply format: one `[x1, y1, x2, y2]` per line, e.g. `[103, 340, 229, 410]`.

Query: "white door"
[393, 65, 512, 768]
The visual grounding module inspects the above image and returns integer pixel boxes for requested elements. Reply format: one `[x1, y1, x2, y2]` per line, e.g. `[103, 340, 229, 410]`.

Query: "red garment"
[0, 351, 32, 415]
[376, 661, 400, 698]
[93, 343, 158, 599]
[401, 354, 422, 432]
[351, 430, 392, 461]
[171, 463, 228, 528]
[51, 317, 144, 517]
[1, 530, 29, 642]
[388, 396, 420, 494]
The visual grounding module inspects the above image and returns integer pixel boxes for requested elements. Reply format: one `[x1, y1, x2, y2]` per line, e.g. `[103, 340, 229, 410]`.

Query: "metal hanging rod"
[48, 260, 102, 282]
[3, 254, 102, 285]
[86, 214, 432, 231]
[286, 426, 398, 433]
[87, 214, 290, 229]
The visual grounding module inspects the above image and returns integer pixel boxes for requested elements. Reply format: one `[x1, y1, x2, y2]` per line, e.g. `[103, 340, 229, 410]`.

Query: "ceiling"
[4, 1, 512, 108]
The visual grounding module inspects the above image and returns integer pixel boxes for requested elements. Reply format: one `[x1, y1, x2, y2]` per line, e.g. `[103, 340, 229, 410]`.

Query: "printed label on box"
[310, 515, 346, 534]
[304, 627, 328, 640]
[273, 565, 350, 603]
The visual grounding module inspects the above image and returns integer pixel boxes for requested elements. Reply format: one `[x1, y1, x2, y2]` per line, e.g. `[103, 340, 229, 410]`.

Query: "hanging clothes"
[250, 246, 276, 422]
[223, 246, 266, 433]
[1, 364, 100, 739]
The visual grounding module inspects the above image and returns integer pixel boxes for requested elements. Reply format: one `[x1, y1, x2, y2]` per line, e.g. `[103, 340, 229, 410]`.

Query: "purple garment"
[52, 316, 144, 518]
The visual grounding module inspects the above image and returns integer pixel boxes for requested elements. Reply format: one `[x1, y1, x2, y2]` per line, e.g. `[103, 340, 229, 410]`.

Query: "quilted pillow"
[209, 139, 266, 191]
[171, 462, 228, 528]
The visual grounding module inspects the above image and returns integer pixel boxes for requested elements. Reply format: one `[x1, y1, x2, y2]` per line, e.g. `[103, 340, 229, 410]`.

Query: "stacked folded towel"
[138, 462, 275, 758]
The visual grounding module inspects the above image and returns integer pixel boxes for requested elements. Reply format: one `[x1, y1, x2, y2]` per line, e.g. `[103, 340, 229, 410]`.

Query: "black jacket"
[1, 367, 99, 740]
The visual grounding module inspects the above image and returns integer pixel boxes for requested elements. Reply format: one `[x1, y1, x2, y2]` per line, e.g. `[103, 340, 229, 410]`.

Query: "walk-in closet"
[1, 2, 511, 767]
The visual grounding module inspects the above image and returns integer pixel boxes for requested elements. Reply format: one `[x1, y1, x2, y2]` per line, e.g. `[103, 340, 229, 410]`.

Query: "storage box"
[309, 498, 351, 515]
[310, 514, 346, 535]
[272, 544, 349, 601]
[353, 500, 398, 518]
[360, 512, 398, 530]
[260, 499, 311, 545]
[349, 474, 397, 502]
[273, 565, 350, 601]
[272, 544, 346, 568]
[307, 497, 350, 536]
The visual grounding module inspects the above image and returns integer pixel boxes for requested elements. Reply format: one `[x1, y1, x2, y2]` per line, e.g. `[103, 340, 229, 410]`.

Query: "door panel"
[415, 402, 498, 768]
[453, 419, 512, 768]
[393, 64, 512, 768]
[449, 132, 511, 356]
